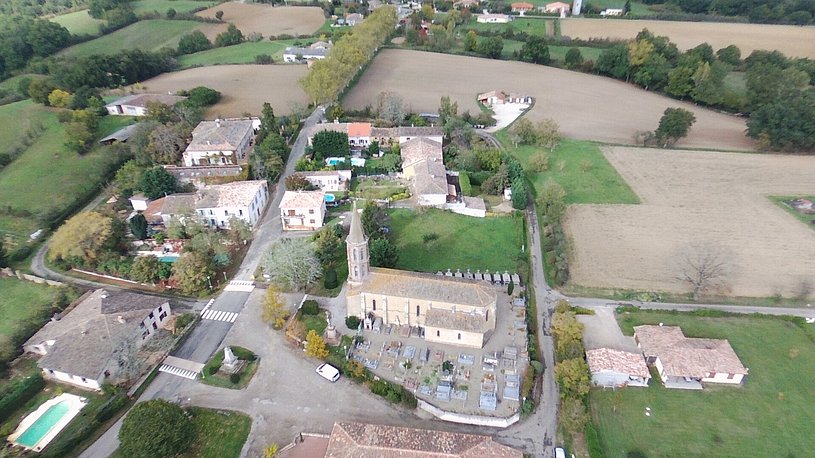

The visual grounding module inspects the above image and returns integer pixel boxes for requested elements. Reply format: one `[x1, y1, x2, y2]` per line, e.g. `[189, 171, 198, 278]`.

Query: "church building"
[345, 204, 498, 348]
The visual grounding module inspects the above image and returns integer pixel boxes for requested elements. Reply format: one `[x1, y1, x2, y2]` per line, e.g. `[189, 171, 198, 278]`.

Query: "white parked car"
[316, 363, 340, 382]
[554, 447, 566, 458]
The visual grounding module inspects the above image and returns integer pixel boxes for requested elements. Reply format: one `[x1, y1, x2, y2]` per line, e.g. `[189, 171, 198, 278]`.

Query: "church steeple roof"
[347, 201, 366, 244]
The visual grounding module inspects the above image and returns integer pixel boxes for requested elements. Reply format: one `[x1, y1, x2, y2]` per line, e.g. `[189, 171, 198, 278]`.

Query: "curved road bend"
[79, 107, 326, 458]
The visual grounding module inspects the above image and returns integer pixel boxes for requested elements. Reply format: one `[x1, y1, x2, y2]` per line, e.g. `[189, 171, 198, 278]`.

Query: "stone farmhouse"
[140, 180, 269, 229]
[634, 325, 748, 389]
[182, 118, 259, 167]
[279, 190, 327, 231]
[24, 289, 172, 391]
[104, 93, 186, 116]
[345, 204, 498, 348]
[278, 421, 523, 457]
[586, 347, 650, 388]
[511, 2, 535, 13]
[477, 90, 533, 107]
[543, 1, 571, 14]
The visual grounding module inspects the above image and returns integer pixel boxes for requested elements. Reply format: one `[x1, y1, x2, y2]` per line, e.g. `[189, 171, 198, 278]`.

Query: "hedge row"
[0, 373, 45, 423]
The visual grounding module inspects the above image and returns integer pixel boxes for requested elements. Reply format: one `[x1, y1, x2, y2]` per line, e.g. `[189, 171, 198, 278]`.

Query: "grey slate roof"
[186, 119, 254, 152]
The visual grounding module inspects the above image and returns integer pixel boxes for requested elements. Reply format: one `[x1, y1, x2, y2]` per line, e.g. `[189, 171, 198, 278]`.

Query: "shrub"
[230, 373, 240, 384]
[230, 346, 256, 360]
[0, 373, 45, 423]
[94, 394, 129, 423]
[422, 233, 439, 243]
[369, 379, 389, 396]
[345, 315, 361, 330]
[401, 388, 418, 408]
[385, 388, 402, 404]
[301, 299, 320, 315]
[255, 54, 273, 64]
[208, 365, 219, 376]
[323, 268, 338, 289]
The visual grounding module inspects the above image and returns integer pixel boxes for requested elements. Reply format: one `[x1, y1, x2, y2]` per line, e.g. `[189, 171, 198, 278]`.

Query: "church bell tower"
[346, 201, 370, 284]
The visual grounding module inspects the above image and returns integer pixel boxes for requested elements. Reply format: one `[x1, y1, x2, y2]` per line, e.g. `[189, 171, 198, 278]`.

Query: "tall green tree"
[369, 238, 399, 267]
[564, 47, 584, 69]
[655, 107, 697, 147]
[747, 88, 815, 151]
[130, 256, 162, 284]
[596, 44, 631, 80]
[311, 130, 349, 162]
[171, 252, 215, 294]
[519, 36, 550, 65]
[177, 30, 211, 55]
[129, 214, 148, 240]
[361, 201, 389, 240]
[477, 36, 503, 59]
[139, 166, 178, 199]
[215, 24, 244, 47]
[48, 212, 115, 265]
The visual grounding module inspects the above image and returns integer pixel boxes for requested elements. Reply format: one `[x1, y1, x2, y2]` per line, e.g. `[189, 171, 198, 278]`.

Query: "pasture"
[136, 65, 309, 117]
[59, 20, 226, 58]
[49, 10, 106, 36]
[388, 208, 525, 274]
[591, 309, 815, 457]
[565, 147, 815, 298]
[131, 0, 219, 15]
[195, 4, 325, 37]
[0, 278, 64, 341]
[344, 49, 753, 151]
[176, 39, 299, 68]
[0, 101, 131, 243]
[560, 18, 815, 59]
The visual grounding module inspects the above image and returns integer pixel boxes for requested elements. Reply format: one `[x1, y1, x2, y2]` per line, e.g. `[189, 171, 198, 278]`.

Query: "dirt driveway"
[565, 147, 815, 298]
[344, 50, 754, 151]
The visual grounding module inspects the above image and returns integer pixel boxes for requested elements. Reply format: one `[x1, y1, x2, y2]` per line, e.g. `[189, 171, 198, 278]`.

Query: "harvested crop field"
[196, 4, 325, 37]
[344, 49, 753, 151]
[564, 147, 815, 298]
[136, 65, 309, 116]
[560, 19, 815, 59]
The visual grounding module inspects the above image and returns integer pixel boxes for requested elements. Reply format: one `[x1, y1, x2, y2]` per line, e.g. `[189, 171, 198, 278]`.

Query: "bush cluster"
[0, 373, 45, 423]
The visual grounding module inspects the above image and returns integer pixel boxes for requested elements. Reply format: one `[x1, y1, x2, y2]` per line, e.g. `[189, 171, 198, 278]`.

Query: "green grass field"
[50, 10, 106, 36]
[131, 0, 218, 15]
[0, 278, 63, 340]
[177, 40, 299, 68]
[591, 310, 815, 457]
[0, 74, 47, 93]
[60, 20, 205, 57]
[462, 17, 551, 36]
[185, 408, 251, 458]
[0, 101, 134, 242]
[389, 208, 524, 273]
[548, 45, 603, 62]
[585, 0, 655, 15]
[500, 135, 639, 204]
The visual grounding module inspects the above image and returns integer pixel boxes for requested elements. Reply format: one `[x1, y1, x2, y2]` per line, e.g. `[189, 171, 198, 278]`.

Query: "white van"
[554, 447, 566, 458]
[316, 363, 340, 382]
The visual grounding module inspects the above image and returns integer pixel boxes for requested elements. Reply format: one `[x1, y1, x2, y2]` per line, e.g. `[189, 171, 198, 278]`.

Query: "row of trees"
[647, 0, 815, 25]
[300, 6, 397, 104]
[552, 300, 592, 444]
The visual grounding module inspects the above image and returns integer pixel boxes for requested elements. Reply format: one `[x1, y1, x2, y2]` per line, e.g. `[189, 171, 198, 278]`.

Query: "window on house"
[152, 322, 158, 330]
[159, 312, 167, 320]
[81, 377, 87, 383]
[458, 333, 461, 340]
[436, 330, 440, 337]
[239, 209, 243, 216]
[727, 373, 734, 379]
[372, 300, 376, 311]
[309, 209, 314, 214]
[158, 306, 162, 312]
[310, 219, 315, 224]
[48, 369, 54, 374]
[288, 209, 295, 216]
[148, 312, 154, 319]
[209, 210, 213, 215]
[416, 305, 420, 317]
[225, 210, 229, 216]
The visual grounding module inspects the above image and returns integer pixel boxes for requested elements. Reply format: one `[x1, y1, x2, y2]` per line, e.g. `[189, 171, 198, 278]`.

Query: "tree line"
[643, 0, 815, 25]
[300, 6, 397, 104]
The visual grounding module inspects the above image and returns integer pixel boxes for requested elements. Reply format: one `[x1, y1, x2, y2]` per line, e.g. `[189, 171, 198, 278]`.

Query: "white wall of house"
[702, 372, 745, 384]
[303, 171, 351, 191]
[139, 303, 172, 339]
[280, 203, 326, 230]
[283, 52, 328, 63]
[42, 368, 102, 391]
[348, 135, 370, 148]
[197, 185, 268, 229]
[183, 150, 239, 167]
[418, 193, 447, 207]
[591, 370, 649, 387]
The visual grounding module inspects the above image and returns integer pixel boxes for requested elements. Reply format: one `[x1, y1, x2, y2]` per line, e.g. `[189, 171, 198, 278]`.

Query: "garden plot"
[344, 50, 753, 151]
[196, 4, 325, 37]
[136, 65, 309, 117]
[564, 147, 815, 298]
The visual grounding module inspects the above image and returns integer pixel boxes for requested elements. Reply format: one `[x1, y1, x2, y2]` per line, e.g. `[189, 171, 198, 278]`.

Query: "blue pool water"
[326, 158, 344, 166]
[16, 402, 70, 448]
[158, 256, 178, 263]
[325, 194, 336, 203]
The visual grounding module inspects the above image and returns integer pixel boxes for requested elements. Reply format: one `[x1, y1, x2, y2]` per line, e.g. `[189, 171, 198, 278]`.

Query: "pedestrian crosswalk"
[201, 309, 239, 323]
[159, 364, 199, 380]
[224, 280, 255, 292]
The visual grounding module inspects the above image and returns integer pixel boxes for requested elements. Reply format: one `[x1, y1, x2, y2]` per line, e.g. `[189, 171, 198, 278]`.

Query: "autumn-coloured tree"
[305, 329, 329, 359]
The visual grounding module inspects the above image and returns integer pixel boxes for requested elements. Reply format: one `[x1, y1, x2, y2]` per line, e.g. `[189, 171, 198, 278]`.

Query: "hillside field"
[344, 49, 754, 151]
[195, 3, 325, 37]
[49, 10, 106, 36]
[176, 40, 299, 68]
[565, 147, 815, 298]
[136, 64, 309, 117]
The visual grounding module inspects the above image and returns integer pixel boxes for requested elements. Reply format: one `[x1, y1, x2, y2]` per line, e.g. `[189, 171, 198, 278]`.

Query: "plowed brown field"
[196, 4, 325, 37]
[561, 19, 815, 59]
[137, 65, 309, 116]
[343, 49, 754, 151]
[565, 147, 815, 298]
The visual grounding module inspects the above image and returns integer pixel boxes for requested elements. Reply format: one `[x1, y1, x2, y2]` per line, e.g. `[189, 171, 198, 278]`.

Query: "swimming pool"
[9, 393, 87, 452]
[158, 255, 178, 263]
[325, 194, 336, 203]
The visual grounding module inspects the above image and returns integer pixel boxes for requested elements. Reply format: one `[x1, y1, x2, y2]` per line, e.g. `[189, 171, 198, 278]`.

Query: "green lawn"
[50, 10, 106, 36]
[0, 100, 135, 242]
[177, 40, 299, 68]
[500, 135, 639, 204]
[389, 208, 525, 273]
[548, 45, 603, 62]
[462, 18, 550, 36]
[185, 408, 251, 458]
[351, 177, 407, 200]
[586, 0, 655, 15]
[0, 278, 65, 340]
[131, 0, 219, 15]
[300, 310, 328, 336]
[60, 20, 205, 57]
[769, 196, 815, 230]
[591, 310, 815, 457]
[0, 74, 47, 93]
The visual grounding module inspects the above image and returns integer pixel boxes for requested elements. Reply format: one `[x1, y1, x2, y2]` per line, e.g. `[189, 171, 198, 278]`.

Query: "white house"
[24, 289, 172, 391]
[634, 325, 748, 389]
[601, 8, 624, 15]
[297, 170, 352, 192]
[283, 46, 331, 63]
[279, 190, 326, 231]
[142, 194, 196, 226]
[586, 348, 650, 388]
[182, 118, 257, 167]
[105, 94, 186, 116]
[476, 13, 512, 23]
[195, 180, 269, 228]
[128, 193, 150, 211]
